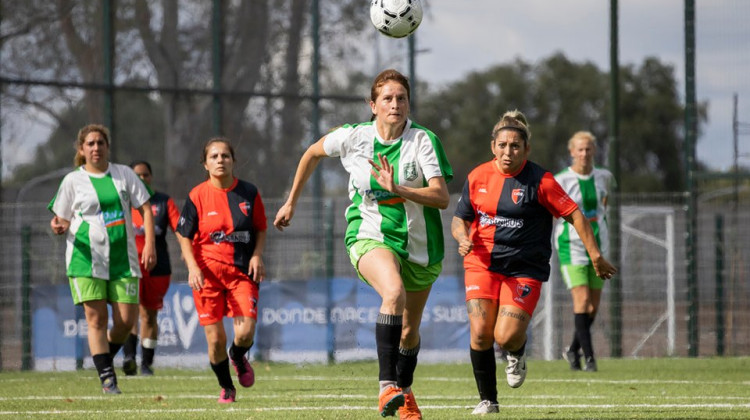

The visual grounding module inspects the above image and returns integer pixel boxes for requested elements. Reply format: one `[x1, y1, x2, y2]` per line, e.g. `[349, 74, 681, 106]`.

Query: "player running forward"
[274, 69, 452, 419]
[451, 110, 616, 415]
[176, 137, 267, 403]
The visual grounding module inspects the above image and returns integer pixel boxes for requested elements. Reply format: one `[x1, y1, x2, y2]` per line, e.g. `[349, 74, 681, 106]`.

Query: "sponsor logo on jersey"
[478, 187, 487, 193]
[239, 201, 251, 216]
[478, 210, 523, 229]
[364, 188, 405, 205]
[100, 210, 125, 228]
[210, 230, 251, 244]
[465, 285, 480, 292]
[207, 211, 219, 216]
[512, 188, 524, 204]
[403, 161, 418, 182]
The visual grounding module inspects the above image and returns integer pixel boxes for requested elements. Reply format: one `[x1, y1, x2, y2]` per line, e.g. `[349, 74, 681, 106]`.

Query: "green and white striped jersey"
[323, 119, 453, 266]
[48, 163, 152, 280]
[553, 166, 615, 265]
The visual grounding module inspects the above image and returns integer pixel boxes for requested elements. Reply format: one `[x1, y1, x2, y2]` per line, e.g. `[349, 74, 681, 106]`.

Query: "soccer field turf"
[1, 357, 748, 419]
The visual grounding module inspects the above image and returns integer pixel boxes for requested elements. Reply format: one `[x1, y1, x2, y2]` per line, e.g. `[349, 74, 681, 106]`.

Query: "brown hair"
[370, 69, 411, 121]
[74, 124, 110, 167]
[201, 137, 236, 164]
[491, 109, 531, 144]
[567, 130, 597, 150]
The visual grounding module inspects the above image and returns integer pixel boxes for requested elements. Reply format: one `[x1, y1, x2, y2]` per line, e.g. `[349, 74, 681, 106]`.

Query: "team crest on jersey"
[120, 190, 130, 203]
[403, 161, 418, 182]
[516, 284, 532, 300]
[239, 201, 251, 216]
[512, 188, 524, 204]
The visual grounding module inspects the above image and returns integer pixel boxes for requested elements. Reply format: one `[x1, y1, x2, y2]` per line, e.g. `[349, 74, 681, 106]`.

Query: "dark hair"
[491, 110, 531, 144]
[370, 69, 411, 121]
[129, 160, 152, 174]
[201, 137, 236, 164]
[74, 124, 110, 167]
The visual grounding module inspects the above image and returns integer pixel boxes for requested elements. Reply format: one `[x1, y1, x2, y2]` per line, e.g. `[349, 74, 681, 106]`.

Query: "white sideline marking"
[2, 403, 750, 416]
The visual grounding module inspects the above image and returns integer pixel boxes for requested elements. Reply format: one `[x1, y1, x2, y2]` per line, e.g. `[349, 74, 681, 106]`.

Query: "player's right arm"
[176, 196, 204, 290]
[50, 215, 70, 235]
[274, 137, 328, 231]
[451, 216, 473, 257]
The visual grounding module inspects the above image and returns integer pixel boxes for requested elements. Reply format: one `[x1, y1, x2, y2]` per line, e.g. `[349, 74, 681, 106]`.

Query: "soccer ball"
[370, 0, 423, 39]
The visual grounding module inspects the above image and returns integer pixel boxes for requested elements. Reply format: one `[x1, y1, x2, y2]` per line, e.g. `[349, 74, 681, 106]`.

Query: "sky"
[407, 0, 750, 172]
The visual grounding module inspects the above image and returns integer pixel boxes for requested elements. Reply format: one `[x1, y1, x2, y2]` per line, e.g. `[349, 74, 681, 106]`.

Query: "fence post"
[21, 225, 32, 371]
[325, 198, 335, 364]
[715, 214, 725, 356]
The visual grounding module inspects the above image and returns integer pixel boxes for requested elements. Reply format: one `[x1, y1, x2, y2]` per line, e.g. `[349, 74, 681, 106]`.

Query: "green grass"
[1, 358, 749, 419]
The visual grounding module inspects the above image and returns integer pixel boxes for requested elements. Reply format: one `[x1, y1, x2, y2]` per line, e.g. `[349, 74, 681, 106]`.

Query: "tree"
[418, 53, 706, 193]
[1, 0, 372, 198]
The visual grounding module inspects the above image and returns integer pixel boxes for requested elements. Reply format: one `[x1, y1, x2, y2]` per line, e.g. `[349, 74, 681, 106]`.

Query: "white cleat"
[471, 399, 499, 415]
[505, 352, 527, 388]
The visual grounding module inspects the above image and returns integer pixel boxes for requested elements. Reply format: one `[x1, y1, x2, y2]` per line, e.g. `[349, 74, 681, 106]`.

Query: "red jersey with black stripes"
[177, 178, 267, 273]
[454, 159, 578, 281]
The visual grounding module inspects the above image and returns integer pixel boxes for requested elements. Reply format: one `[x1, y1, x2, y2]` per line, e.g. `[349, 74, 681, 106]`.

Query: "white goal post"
[540, 205, 676, 360]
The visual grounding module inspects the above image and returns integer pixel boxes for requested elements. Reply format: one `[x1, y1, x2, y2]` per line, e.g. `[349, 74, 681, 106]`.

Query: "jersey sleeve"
[166, 197, 181, 232]
[419, 131, 453, 183]
[322, 125, 352, 157]
[48, 173, 75, 220]
[453, 178, 476, 221]
[538, 172, 578, 218]
[125, 166, 152, 209]
[252, 193, 267, 232]
[176, 195, 199, 239]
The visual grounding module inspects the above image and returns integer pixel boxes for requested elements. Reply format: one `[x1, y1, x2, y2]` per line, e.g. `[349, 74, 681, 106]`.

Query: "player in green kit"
[274, 69, 452, 419]
[554, 131, 615, 372]
[49, 124, 156, 394]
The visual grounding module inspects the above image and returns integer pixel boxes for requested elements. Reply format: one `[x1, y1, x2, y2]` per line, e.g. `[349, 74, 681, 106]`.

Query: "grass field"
[1, 357, 749, 419]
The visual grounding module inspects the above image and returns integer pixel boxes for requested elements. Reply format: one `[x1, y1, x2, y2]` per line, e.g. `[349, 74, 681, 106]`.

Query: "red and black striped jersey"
[132, 191, 180, 276]
[177, 178, 267, 273]
[454, 159, 578, 281]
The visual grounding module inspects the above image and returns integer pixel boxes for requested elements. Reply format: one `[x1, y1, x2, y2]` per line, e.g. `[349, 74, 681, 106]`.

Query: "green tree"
[418, 53, 705, 193]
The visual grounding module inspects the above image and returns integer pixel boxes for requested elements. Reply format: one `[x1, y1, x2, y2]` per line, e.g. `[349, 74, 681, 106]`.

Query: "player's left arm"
[137, 201, 157, 271]
[248, 193, 267, 283]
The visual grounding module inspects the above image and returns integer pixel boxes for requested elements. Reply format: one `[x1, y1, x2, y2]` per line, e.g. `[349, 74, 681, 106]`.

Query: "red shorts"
[139, 270, 171, 311]
[193, 259, 259, 326]
[464, 268, 543, 316]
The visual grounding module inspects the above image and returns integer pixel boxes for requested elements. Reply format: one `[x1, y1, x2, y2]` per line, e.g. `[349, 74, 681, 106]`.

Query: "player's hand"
[273, 203, 295, 231]
[592, 255, 617, 280]
[50, 216, 70, 235]
[457, 238, 473, 257]
[141, 244, 157, 271]
[369, 153, 396, 193]
[249, 256, 265, 283]
[187, 267, 205, 291]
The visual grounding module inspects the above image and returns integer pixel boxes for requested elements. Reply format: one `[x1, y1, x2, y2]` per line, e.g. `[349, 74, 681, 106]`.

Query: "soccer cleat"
[217, 387, 236, 403]
[398, 390, 422, 420]
[140, 364, 154, 376]
[122, 358, 137, 376]
[231, 355, 255, 388]
[505, 352, 527, 388]
[101, 376, 122, 394]
[471, 400, 499, 415]
[563, 349, 582, 371]
[584, 357, 598, 372]
[378, 386, 405, 417]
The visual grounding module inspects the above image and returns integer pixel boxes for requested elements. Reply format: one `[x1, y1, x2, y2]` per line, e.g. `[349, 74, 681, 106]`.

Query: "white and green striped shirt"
[554, 166, 614, 265]
[323, 119, 453, 266]
[48, 163, 151, 280]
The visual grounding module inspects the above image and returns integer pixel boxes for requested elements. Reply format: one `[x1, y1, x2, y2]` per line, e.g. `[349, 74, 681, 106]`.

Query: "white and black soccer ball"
[370, 0, 423, 39]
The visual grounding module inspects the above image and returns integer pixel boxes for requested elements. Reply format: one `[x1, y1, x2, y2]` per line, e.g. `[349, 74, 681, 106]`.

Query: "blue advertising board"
[32, 276, 470, 370]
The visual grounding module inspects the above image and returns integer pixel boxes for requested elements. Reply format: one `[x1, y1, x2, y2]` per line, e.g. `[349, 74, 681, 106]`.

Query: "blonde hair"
[567, 131, 597, 150]
[74, 124, 110, 167]
[491, 109, 531, 143]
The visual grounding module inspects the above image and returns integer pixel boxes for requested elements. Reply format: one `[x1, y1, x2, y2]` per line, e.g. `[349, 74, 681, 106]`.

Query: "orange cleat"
[378, 386, 405, 417]
[398, 390, 422, 420]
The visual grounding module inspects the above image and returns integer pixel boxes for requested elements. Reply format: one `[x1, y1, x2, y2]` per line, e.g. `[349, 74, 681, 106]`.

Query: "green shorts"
[560, 264, 604, 290]
[69, 276, 139, 305]
[348, 239, 442, 292]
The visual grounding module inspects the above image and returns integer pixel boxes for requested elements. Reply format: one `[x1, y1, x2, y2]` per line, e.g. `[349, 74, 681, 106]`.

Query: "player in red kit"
[451, 110, 617, 415]
[176, 138, 267, 404]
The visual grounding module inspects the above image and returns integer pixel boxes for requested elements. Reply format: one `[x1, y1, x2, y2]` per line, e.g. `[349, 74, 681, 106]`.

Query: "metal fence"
[2, 190, 749, 371]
